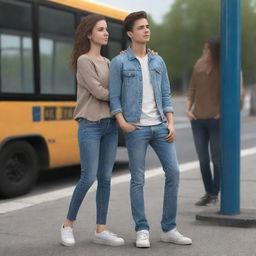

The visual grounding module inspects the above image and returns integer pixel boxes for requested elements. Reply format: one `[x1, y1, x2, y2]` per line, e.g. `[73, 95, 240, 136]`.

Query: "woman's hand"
[148, 48, 158, 55]
[119, 121, 139, 133]
[214, 114, 220, 119]
[186, 110, 197, 120]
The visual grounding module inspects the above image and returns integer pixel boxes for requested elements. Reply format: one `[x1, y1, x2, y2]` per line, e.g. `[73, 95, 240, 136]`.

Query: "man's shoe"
[93, 230, 125, 246]
[160, 228, 192, 245]
[136, 230, 150, 248]
[61, 225, 75, 246]
[195, 194, 218, 206]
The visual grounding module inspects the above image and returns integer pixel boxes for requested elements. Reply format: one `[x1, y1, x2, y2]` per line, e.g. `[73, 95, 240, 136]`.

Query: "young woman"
[186, 38, 244, 206]
[186, 38, 221, 206]
[60, 14, 124, 247]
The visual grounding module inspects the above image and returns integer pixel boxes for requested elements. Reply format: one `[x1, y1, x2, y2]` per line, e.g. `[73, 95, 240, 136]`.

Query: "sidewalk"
[0, 152, 256, 256]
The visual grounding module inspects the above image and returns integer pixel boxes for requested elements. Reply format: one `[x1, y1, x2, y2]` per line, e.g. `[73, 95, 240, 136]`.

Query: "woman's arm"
[77, 56, 109, 101]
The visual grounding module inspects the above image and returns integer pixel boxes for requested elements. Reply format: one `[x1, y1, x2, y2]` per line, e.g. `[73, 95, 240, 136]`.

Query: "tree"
[241, 0, 256, 85]
[149, 0, 256, 93]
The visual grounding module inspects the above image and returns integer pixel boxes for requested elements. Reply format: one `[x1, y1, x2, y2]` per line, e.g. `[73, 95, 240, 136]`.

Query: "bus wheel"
[0, 140, 39, 198]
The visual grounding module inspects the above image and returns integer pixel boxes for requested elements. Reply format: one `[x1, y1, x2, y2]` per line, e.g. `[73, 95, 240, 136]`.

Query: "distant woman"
[186, 37, 222, 206]
[186, 37, 244, 206]
[60, 14, 124, 247]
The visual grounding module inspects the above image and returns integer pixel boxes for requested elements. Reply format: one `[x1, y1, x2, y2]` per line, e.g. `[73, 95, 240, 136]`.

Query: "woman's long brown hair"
[206, 37, 220, 67]
[70, 14, 106, 70]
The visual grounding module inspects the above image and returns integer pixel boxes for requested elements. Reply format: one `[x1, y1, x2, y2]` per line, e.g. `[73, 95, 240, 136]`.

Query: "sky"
[91, 0, 175, 23]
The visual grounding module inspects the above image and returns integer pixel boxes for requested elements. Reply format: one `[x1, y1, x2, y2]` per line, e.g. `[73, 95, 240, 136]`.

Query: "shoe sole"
[205, 202, 218, 206]
[61, 241, 75, 247]
[136, 243, 150, 248]
[160, 238, 192, 245]
[195, 203, 218, 206]
[93, 238, 124, 247]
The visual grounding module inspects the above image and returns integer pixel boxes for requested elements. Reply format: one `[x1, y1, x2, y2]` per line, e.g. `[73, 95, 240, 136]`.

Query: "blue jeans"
[191, 119, 221, 196]
[124, 123, 180, 232]
[67, 118, 118, 224]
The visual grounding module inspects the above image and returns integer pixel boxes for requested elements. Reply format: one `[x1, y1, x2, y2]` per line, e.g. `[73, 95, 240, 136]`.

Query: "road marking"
[241, 147, 256, 157]
[174, 116, 189, 122]
[175, 122, 191, 129]
[1, 146, 256, 215]
[241, 132, 256, 141]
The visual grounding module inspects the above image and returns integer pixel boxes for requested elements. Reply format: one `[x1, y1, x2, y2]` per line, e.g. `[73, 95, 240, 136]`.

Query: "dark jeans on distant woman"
[190, 119, 221, 196]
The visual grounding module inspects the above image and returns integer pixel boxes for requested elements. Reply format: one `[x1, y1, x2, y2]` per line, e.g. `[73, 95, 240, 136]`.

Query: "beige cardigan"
[73, 54, 111, 121]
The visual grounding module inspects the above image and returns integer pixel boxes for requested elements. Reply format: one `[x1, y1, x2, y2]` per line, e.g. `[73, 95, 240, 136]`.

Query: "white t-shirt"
[134, 55, 161, 126]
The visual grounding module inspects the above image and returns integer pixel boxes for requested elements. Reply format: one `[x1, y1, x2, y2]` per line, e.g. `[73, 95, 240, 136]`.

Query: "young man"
[109, 11, 192, 248]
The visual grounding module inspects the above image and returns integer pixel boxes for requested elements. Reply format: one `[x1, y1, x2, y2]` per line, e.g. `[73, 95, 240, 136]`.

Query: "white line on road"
[175, 122, 191, 129]
[1, 147, 256, 215]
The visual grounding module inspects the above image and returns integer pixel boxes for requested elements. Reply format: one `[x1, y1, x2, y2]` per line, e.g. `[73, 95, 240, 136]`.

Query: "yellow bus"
[0, 0, 128, 197]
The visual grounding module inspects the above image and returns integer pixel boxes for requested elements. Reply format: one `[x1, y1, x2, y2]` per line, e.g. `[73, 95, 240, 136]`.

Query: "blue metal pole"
[220, 0, 241, 214]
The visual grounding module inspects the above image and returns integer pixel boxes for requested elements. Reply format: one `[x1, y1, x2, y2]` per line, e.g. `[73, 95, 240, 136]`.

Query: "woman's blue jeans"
[191, 119, 221, 196]
[67, 118, 118, 224]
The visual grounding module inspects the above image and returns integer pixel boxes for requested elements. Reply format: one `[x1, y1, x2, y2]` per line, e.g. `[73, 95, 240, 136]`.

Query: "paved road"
[1, 96, 256, 256]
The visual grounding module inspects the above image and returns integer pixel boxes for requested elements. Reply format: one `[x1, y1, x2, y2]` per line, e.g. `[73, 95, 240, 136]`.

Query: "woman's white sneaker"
[136, 230, 150, 248]
[93, 230, 125, 246]
[61, 225, 75, 246]
[160, 228, 192, 245]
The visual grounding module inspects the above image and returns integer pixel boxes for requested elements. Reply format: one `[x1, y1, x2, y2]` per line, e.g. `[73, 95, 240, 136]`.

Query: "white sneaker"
[136, 230, 150, 248]
[61, 225, 75, 246]
[93, 230, 125, 246]
[161, 228, 192, 245]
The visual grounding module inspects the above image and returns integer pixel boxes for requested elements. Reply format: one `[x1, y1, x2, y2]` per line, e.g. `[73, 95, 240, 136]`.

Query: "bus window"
[107, 21, 123, 59]
[0, 0, 32, 30]
[39, 38, 74, 95]
[108, 40, 122, 60]
[107, 21, 123, 41]
[39, 6, 75, 95]
[0, 0, 34, 93]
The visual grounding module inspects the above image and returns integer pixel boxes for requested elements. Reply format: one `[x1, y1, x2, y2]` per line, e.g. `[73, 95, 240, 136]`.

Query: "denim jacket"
[109, 47, 174, 124]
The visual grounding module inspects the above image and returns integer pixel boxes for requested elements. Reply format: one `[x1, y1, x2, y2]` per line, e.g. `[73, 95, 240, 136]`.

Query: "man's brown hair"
[123, 11, 147, 32]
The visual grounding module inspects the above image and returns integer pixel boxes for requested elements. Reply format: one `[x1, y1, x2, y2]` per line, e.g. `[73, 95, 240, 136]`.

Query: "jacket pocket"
[122, 70, 136, 87]
[123, 70, 136, 77]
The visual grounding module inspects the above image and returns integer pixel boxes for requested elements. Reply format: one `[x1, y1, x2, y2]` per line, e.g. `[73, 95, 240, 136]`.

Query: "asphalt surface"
[1, 96, 256, 256]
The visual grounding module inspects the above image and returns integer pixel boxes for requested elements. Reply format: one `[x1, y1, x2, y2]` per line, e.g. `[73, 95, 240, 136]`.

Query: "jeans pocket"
[162, 122, 168, 128]
[124, 129, 137, 134]
[83, 119, 99, 125]
[79, 119, 100, 134]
